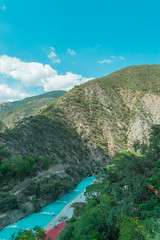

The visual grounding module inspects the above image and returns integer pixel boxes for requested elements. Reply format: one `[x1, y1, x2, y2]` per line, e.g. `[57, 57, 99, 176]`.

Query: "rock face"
[126, 93, 160, 148]
[0, 204, 34, 231]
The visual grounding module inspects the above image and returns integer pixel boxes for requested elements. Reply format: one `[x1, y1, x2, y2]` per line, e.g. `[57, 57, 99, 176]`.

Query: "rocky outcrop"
[0, 203, 34, 231]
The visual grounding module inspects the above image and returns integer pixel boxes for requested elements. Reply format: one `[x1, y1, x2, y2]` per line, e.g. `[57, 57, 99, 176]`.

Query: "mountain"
[0, 90, 66, 128]
[0, 65, 160, 229]
[45, 65, 160, 156]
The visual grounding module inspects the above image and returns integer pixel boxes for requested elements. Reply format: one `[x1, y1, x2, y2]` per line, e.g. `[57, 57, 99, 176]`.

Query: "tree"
[118, 216, 146, 240]
[11, 226, 46, 240]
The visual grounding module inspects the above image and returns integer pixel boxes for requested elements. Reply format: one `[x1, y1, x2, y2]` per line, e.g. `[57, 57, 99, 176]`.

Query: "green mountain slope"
[0, 120, 7, 133]
[46, 65, 160, 156]
[0, 65, 160, 228]
[0, 90, 66, 128]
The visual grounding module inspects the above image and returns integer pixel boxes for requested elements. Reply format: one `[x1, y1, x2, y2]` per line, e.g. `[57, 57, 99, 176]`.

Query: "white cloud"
[51, 47, 55, 51]
[0, 55, 92, 92]
[67, 49, 76, 56]
[48, 47, 61, 63]
[48, 51, 57, 59]
[119, 56, 125, 61]
[98, 59, 112, 64]
[42, 72, 91, 91]
[51, 58, 61, 64]
[0, 84, 29, 102]
[0, 55, 57, 87]
[98, 56, 125, 65]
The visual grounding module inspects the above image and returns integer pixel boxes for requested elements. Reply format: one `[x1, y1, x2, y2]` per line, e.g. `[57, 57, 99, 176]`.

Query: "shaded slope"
[0, 114, 106, 229]
[0, 115, 101, 176]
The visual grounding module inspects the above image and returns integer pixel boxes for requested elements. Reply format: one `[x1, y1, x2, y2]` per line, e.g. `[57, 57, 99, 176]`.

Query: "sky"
[0, 0, 160, 102]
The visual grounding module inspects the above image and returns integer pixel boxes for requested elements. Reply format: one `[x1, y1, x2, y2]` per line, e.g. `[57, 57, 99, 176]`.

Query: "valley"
[0, 65, 159, 239]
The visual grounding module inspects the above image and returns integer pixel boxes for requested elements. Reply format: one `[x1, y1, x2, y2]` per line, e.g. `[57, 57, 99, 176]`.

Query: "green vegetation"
[0, 192, 18, 212]
[97, 65, 160, 95]
[11, 226, 46, 240]
[44, 65, 160, 156]
[0, 90, 66, 128]
[0, 155, 51, 184]
[0, 65, 159, 230]
[58, 125, 160, 240]
[0, 149, 76, 212]
[0, 113, 94, 217]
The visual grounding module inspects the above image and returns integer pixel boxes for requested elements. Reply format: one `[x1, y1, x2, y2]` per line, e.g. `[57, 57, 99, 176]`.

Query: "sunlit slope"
[0, 90, 66, 128]
[45, 65, 160, 156]
[1, 65, 160, 161]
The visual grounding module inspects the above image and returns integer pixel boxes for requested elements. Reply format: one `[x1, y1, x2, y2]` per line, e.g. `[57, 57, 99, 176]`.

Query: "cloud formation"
[0, 84, 29, 102]
[0, 55, 92, 93]
[98, 55, 125, 64]
[119, 56, 125, 61]
[98, 59, 112, 64]
[48, 47, 61, 63]
[67, 49, 76, 55]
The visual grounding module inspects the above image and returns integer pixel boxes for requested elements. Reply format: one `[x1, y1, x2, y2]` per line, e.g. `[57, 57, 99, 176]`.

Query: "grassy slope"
[0, 90, 66, 128]
[46, 65, 159, 155]
[97, 64, 160, 94]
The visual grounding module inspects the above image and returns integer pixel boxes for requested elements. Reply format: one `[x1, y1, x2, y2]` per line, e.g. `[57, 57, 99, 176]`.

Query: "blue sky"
[0, 0, 160, 102]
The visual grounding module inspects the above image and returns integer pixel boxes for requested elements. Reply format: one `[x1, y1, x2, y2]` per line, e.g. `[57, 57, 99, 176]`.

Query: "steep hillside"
[45, 65, 160, 156]
[58, 125, 160, 240]
[0, 120, 7, 133]
[0, 65, 160, 229]
[0, 115, 104, 229]
[0, 90, 66, 128]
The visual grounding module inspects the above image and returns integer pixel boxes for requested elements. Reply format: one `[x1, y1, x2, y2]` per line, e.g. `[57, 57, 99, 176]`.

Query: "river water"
[0, 176, 95, 240]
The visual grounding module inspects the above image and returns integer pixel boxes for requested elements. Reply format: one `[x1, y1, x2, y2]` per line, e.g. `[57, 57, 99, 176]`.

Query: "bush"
[31, 198, 41, 212]
[11, 226, 46, 240]
[0, 193, 18, 212]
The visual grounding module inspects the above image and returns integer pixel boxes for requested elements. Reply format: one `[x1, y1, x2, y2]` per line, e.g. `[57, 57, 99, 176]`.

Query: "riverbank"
[44, 177, 98, 231]
[44, 189, 86, 231]
[0, 176, 95, 240]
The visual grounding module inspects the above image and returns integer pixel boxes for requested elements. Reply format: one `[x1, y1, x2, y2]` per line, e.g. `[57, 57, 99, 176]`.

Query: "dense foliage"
[11, 226, 46, 240]
[0, 174, 75, 213]
[58, 125, 160, 240]
[0, 147, 76, 213]
[0, 155, 51, 184]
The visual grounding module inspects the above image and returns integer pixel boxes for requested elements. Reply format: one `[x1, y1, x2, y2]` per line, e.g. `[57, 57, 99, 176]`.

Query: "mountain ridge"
[0, 90, 66, 128]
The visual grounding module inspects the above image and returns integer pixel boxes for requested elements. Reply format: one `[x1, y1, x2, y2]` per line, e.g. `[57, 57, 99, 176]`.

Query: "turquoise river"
[0, 176, 95, 240]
